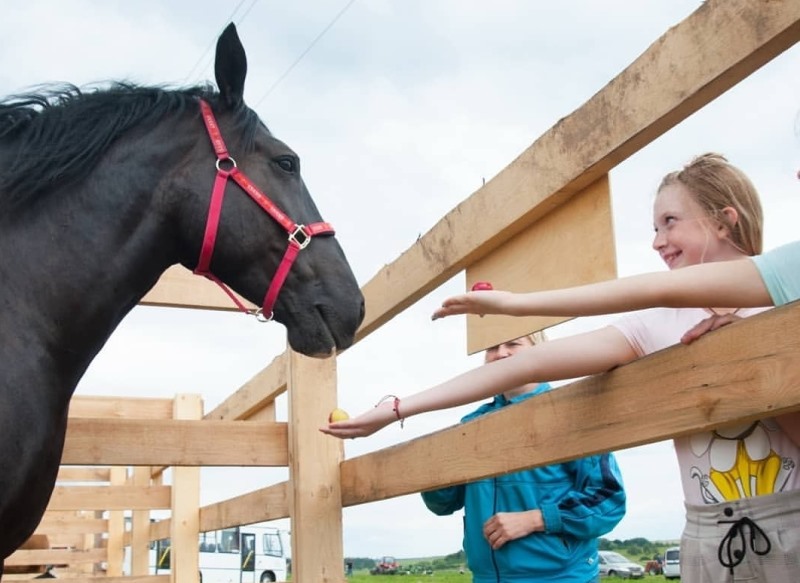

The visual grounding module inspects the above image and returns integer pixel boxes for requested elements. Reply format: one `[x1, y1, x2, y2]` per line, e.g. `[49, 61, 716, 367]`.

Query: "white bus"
[150, 525, 288, 583]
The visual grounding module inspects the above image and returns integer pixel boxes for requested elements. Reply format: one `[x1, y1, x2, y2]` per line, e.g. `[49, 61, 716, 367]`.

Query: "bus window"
[262, 532, 283, 558]
[219, 528, 240, 553]
[199, 531, 218, 553]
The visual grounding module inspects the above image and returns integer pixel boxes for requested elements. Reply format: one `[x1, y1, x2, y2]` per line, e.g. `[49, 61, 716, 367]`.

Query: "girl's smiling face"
[652, 182, 735, 270]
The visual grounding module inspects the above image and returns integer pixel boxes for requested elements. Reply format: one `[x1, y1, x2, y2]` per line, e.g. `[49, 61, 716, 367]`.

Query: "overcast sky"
[4, 0, 800, 560]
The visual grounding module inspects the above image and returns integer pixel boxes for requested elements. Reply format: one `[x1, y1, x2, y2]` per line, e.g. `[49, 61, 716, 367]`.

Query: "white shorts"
[682, 489, 800, 582]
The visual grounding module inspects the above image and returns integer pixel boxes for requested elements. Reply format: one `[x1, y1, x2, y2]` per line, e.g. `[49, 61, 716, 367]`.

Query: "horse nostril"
[359, 299, 366, 323]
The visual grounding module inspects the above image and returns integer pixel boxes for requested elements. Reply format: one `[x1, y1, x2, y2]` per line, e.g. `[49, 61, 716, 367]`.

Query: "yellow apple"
[328, 408, 350, 422]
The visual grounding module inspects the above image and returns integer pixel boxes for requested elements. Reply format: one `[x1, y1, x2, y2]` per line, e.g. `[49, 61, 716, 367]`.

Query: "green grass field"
[346, 570, 671, 582]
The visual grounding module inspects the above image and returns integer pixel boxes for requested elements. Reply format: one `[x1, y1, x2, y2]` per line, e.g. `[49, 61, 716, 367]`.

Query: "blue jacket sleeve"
[420, 485, 466, 516]
[539, 453, 626, 539]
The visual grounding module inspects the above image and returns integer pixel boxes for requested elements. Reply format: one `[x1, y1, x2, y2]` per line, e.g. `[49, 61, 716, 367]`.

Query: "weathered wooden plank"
[47, 486, 171, 511]
[15, 576, 170, 583]
[171, 395, 202, 583]
[204, 353, 286, 421]
[106, 468, 127, 576]
[149, 520, 169, 543]
[199, 482, 289, 533]
[5, 548, 106, 567]
[34, 516, 108, 536]
[69, 396, 175, 420]
[130, 467, 153, 576]
[56, 467, 112, 483]
[148, 482, 289, 541]
[60, 578, 167, 583]
[62, 418, 288, 466]
[140, 265, 254, 311]
[354, 0, 800, 342]
[342, 302, 800, 504]
[466, 175, 615, 352]
[287, 351, 344, 583]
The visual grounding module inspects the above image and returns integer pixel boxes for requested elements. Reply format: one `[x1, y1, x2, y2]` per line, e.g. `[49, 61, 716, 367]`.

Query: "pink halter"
[194, 99, 334, 321]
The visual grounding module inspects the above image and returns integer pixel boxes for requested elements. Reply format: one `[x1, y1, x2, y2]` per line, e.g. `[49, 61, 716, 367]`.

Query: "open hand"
[432, 290, 512, 320]
[319, 401, 398, 439]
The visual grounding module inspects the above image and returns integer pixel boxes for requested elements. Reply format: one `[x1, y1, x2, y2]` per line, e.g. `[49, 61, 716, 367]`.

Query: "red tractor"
[370, 556, 400, 575]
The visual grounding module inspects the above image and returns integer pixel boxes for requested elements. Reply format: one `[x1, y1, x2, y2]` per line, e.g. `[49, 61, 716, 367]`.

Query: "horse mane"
[0, 82, 262, 209]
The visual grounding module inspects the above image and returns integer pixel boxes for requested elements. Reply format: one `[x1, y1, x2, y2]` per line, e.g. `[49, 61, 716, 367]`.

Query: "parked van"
[663, 546, 680, 579]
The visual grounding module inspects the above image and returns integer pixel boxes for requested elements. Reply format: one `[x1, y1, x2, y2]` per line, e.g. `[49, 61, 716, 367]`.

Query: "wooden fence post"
[170, 394, 202, 583]
[131, 466, 152, 575]
[287, 350, 345, 583]
[107, 467, 127, 575]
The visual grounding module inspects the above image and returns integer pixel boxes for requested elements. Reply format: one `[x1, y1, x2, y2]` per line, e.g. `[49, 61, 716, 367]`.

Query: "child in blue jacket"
[421, 334, 626, 583]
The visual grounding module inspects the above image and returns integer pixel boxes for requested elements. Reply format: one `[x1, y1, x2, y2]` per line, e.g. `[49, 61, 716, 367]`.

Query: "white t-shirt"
[613, 307, 800, 505]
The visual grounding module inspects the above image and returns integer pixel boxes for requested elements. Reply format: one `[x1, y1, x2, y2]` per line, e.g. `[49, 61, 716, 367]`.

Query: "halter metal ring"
[252, 308, 274, 323]
[288, 224, 311, 249]
[215, 156, 238, 172]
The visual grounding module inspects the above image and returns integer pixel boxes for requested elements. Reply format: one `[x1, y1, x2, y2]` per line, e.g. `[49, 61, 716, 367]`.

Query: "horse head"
[172, 24, 364, 356]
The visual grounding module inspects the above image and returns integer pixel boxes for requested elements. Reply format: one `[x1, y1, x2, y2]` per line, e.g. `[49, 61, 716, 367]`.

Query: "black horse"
[0, 24, 364, 575]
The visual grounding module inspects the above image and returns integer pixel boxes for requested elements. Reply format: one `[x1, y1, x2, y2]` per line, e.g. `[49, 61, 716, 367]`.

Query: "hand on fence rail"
[680, 312, 741, 344]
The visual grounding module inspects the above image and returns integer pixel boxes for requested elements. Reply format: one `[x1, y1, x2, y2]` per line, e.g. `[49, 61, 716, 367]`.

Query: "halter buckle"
[288, 224, 311, 249]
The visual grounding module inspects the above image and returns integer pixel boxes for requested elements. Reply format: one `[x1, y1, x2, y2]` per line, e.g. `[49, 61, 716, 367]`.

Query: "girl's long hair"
[659, 152, 763, 256]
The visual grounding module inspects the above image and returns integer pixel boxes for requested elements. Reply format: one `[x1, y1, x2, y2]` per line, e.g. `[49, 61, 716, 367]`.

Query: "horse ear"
[215, 23, 248, 108]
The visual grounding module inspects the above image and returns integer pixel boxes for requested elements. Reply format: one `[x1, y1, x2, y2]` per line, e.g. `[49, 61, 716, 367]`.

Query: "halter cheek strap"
[194, 99, 335, 320]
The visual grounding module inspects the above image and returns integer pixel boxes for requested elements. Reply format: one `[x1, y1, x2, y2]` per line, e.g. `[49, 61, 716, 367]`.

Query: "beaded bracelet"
[375, 394, 404, 428]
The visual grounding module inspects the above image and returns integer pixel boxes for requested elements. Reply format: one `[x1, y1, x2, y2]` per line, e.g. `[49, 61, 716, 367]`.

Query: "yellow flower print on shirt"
[689, 420, 794, 503]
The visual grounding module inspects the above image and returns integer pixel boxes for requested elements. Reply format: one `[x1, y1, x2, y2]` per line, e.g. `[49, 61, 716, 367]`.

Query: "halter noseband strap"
[194, 99, 335, 321]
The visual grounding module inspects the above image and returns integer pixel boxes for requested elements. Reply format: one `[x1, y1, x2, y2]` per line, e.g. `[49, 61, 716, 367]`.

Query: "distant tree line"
[405, 550, 465, 572]
[344, 538, 676, 573]
[342, 557, 376, 571]
[344, 550, 466, 572]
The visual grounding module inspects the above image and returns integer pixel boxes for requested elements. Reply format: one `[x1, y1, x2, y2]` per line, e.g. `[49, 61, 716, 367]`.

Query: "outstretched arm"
[320, 326, 636, 438]
[432, 258, 772, 320]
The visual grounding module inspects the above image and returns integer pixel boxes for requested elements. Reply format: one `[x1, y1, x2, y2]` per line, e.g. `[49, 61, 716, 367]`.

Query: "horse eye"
[275, 156, 298, 173]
